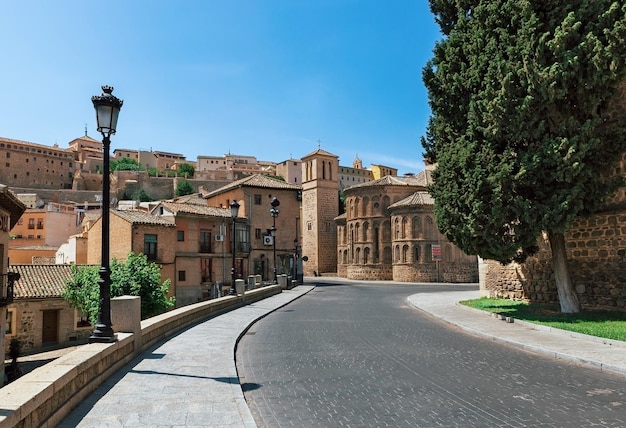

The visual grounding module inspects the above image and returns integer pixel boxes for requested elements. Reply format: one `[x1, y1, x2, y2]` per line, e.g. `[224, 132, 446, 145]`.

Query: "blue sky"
[0, 1, 440, 175]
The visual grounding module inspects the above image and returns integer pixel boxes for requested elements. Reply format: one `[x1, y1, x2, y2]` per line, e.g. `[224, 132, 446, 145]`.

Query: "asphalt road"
[236, 280, 626, 427]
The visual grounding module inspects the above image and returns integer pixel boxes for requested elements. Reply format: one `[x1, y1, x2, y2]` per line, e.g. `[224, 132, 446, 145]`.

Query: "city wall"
[481, 210, 626, 308]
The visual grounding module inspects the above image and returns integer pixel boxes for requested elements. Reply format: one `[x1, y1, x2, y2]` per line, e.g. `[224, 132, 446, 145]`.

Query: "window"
[255, 228, 262, 239]
[200, 230, 211, 253]
[254, 194, 262, 205]
[28, 218, 35, 229]
[178, 271, 186, 281]
[37, 218, 44, 229]
[76, 310, 91, 328]
[177, 231, 184, 241]
[6, 309, 15, 335]
[144, 234, 158, 261]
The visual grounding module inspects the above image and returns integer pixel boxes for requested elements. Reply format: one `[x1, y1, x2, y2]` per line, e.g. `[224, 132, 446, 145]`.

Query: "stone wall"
[482, 210, 626, 308]
[394, 262, 478, 283]
[347, 264, 393, 281]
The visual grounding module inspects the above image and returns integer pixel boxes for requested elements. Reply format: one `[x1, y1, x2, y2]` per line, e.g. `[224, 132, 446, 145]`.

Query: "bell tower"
[301, 147, 339, 276]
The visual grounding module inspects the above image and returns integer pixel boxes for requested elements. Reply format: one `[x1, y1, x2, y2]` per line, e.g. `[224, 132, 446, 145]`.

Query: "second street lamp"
[229, 200, 240, 296]
[89, 85, 123, 343]
[270, 197, 280, 284]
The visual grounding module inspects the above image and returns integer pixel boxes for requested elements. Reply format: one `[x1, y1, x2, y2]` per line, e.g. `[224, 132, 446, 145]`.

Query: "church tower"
[301, 147, 339, 276]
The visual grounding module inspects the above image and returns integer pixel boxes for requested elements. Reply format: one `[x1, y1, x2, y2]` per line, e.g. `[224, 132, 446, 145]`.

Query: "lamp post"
[229, 200, 240, 295]
[270, 197, 280, 284]
[90, 85, 123, 343]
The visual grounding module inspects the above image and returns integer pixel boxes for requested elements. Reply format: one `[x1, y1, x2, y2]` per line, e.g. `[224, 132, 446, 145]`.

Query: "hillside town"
[1, 133, 478, 361]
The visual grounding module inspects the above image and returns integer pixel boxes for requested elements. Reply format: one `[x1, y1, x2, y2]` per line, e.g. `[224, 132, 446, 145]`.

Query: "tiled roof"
[0, 136, 75, 151]
[301, 148, 338, 159]
[171, 193, 210, 205]
[84, 211, 101, 222]
[112, 209, 176, 226]
[9, 264, 75, 299]
[388, 191, 435, 209]
[158, 201, 232, 218]
[204, 174, 301, 198]
[345, 170, 432, 191]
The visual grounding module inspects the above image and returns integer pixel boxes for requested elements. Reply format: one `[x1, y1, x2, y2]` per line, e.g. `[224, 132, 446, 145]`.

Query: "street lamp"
[229, 200, 240, 296]
[270, 197, 280, 284]
[90, 85, 123, 343]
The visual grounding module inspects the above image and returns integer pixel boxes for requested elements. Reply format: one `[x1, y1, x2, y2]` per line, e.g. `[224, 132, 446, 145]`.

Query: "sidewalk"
[60, 286, 315, 428]
[407, 289, 626, 375]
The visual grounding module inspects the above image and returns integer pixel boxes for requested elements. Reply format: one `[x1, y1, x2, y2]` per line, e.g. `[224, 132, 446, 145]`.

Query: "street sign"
[432, 244, 441, 262]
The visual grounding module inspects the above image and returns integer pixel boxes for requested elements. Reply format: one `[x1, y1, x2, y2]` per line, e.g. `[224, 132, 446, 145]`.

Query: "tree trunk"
[547, 231, 581, 313]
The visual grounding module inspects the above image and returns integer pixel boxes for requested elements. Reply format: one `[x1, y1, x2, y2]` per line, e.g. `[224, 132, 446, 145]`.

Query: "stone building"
[4, 264, 92, 356]
[1, 184, 26, 381]
[337, 168, 478, 282]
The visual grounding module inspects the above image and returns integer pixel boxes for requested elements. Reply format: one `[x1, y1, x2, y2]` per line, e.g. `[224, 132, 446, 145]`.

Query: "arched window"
[364, 247, 370, 264]
[355, 247, 361, 264]
[382, 220, 391, 241]
[394, 245, 400, 262]
[425, 216, 434, 240]
[412, 216, 421, 239]
[394, 218, 400, 240]
[355, 223, 360, 243]
[401, 217, 408, 239]
[402, 245, 409, 263]
[363, 221, 369, 242]
[414, 245, 421, 263]
[322, 161, 326, 179]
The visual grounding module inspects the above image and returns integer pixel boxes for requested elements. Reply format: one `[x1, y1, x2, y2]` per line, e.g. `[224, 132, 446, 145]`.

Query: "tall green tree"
[175, 180, 195, 197]
[423, 1, 626, 312]
[62, 253, 175, 324]
[177, 163, 195, 178]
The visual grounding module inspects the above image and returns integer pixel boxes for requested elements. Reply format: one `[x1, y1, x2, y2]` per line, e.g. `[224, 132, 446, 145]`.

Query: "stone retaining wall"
[0, 285, 282, 428]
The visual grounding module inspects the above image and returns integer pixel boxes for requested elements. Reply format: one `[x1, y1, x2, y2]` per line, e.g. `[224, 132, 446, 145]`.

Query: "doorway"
[42, 310, 59, 346]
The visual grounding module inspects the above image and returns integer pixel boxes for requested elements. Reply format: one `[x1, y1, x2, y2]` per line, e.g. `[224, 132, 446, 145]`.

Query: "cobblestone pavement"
[237, 280, 626, 427]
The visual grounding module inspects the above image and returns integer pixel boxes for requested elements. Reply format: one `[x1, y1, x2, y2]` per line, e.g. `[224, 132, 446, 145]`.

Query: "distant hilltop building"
[338, 155, 399, 191]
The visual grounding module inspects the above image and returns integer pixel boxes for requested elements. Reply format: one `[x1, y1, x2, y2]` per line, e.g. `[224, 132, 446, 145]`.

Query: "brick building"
[150, 199, 233, 305]
[338, 168, 477, 282]
[301, 149, 339, 276]
[0, 137, 76, 189]
[87, 210, 177, 297]
[203, 174, 302, 283]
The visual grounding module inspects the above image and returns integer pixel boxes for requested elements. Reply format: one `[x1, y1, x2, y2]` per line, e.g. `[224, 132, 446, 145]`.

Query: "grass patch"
[460, 298, 626, 342]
